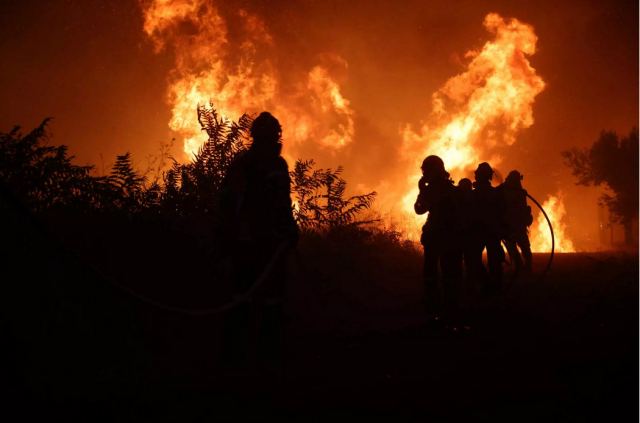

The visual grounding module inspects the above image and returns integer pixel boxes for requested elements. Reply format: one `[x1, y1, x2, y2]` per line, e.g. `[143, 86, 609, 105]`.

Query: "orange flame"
[530, 194, 576, 252]
[307, 66, 355, 149]
[394, 13, 547, 240]
[140, 0, 354, 157]
[141, 5, 577, 249]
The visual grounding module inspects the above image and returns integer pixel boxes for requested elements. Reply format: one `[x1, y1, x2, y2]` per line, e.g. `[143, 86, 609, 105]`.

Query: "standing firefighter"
[501, 170, 533, 273]
[414, 155, 462, 323]
[221, 112, 298, 372]
[470, 162, 505, 294]
[456, 178, 476, 296]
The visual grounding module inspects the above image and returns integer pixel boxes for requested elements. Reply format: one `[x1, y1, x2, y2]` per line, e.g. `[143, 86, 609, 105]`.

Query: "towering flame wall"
[395, 13, 546, 239]
[140, 1, 575, 252]
[140, 0, 355, 160]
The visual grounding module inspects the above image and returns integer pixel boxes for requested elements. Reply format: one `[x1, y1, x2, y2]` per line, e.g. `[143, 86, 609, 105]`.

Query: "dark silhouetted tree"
[0, 118, 96, 212]
[562, 127, 638, 245]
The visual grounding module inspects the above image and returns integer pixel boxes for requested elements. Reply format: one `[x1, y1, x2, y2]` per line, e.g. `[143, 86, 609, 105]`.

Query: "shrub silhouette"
[158, 105, 252, 218]
[108, 152, 146, 212]
[0, 105, 377, 232]
[291, 159, 377, 230]
[0, 118, 97, 212]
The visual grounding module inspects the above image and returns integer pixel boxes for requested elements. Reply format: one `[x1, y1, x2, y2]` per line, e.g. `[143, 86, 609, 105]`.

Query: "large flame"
[140, 0, 355, 157]
[530, 194, 576, 252]
[141, 5, 577, 250]
[396, 13, 546, 239]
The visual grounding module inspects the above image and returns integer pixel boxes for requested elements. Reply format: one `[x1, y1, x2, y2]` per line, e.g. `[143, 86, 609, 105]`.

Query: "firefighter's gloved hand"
[418, 176, 428, 191]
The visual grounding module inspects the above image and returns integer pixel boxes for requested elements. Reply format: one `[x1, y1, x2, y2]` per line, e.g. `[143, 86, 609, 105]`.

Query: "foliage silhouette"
[0, 118, 97, 212]
[109, 152, 145, 212]
[562, 127, 638, 245]
[291, 159, 377, 230]
[158, 105, 252, 218]
[0, 105, 376, 233]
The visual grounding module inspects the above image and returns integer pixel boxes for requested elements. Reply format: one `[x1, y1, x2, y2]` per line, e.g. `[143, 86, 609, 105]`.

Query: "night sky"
[1, 0, 637, 248]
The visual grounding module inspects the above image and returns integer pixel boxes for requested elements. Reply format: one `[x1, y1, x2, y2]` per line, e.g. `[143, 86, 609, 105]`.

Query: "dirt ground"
[1, 212, 637, 421]
[281, 252, 638, 420]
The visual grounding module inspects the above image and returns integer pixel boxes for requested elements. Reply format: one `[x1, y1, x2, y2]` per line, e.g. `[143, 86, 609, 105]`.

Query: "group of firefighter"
[220, 111, 535, 369]
[414, 155, 534, 323]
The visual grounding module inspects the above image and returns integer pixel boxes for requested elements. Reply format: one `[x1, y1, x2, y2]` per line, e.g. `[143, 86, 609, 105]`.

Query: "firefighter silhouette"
[469, 162, 505, 294]
[456, 178, 475, 296]
[220, 111, 298, 371]
[414, 155, 463, 322]
[500, 170, 533, 273]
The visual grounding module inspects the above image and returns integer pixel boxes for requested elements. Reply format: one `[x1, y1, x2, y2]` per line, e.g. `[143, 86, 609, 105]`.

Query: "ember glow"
[140, 0, 354, 158]
[531, 194, 576, 253]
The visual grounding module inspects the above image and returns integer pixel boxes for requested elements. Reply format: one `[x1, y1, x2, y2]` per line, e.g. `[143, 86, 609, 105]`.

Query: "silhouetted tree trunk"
[623, 218, 633, 246]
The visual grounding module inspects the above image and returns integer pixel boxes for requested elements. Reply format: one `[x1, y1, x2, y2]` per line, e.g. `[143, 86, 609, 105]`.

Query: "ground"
[0, 209, 637, 421]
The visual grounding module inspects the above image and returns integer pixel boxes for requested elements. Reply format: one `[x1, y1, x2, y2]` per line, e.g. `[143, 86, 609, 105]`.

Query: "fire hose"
[80, 192, 557, 307]
[526, 192, 555, 279]
[97, 241, 291, 316]
[2, 182, 290, 317]
[504, 192, 555, 291]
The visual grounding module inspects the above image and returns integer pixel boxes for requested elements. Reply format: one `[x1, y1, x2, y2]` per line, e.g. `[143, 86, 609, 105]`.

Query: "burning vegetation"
[530, 194, 576, 253]
[1, 3, 637, 417]
[140, 2, 575, 251]
[140, 0, 355, 158]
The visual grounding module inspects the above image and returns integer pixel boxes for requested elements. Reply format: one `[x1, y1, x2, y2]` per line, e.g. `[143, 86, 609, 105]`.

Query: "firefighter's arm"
[271, 160, 299, 245]
[414, 177, 430, 215]
[414, 195, 428, 215]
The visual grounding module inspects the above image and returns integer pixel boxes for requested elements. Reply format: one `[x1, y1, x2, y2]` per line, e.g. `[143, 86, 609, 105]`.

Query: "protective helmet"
[505, 170, 523, 187]
[458, 178, 473, 191]
[421, 155, 447, 181]
[474, 162, 494, 181]
[250, 112, 282, 145]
